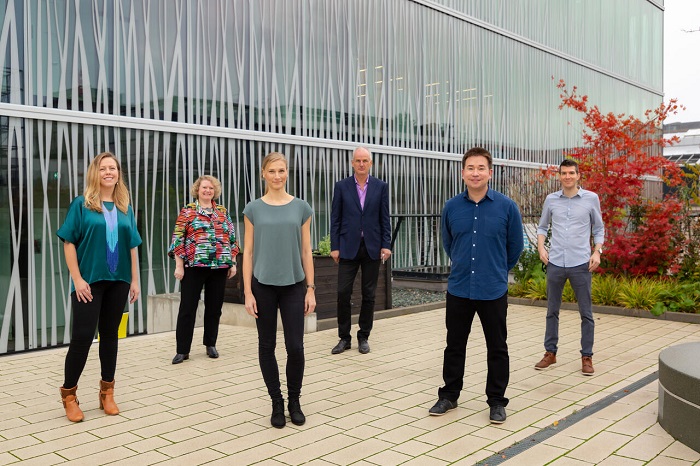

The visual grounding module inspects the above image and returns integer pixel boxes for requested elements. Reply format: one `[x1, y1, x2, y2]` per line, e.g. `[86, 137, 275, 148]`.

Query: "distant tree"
[544, 79, 686, 276]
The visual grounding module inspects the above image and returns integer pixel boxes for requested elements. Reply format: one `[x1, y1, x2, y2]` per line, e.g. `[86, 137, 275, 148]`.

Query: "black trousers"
[252, 277, 306, 400]
[64, 280, 130, 388]
[175, 267, 228, 354]
[438, 291, 509, 407]
[336, 239, 380, 342]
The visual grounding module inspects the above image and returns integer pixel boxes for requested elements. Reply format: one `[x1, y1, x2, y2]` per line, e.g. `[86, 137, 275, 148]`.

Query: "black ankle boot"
[271, 398, 286, 428]
[288, 397, 306, 426]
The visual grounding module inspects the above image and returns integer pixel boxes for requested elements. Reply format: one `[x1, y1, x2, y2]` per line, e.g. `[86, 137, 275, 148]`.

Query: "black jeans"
[438, 291, 509, 407]
[337, 239, 380, 342]
[252, 277, 306, 400]
[64, 280, 130, 388]
[175, 267, 228, 354]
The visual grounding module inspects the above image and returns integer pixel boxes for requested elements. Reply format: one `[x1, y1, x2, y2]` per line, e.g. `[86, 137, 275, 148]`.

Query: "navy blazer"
[330, 175, 391, 260]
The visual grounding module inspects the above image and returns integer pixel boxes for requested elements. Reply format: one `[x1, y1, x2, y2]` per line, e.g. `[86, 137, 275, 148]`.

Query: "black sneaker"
[489, 405, 507, 424]
[428, 398, 457, 416]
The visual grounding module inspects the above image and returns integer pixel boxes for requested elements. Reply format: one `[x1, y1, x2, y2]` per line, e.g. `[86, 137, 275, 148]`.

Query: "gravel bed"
[392, 288, 445, 308]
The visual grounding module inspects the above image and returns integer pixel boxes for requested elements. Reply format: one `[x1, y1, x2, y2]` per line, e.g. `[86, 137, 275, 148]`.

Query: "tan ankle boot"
[99, 380, 119, 415]
[60, 386, 84, 422]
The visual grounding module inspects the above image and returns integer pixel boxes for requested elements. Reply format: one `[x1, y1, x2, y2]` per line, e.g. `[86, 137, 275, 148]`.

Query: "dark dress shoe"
[358, 339, 370, 354]
[489, 405, 507, 424]
[331, 339, 351, 354]
[172, 353, 189, 364]
[206, 346, 219, 358]
[429, 398, 457, 416]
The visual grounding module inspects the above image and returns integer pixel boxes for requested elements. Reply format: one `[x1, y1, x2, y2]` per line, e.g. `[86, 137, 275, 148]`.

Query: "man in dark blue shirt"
[429, 147, 524, 424]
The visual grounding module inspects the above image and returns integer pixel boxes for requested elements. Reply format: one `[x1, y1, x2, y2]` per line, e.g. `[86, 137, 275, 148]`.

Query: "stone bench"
[147, 293, 317, 335]
[658, 341, 700, 453]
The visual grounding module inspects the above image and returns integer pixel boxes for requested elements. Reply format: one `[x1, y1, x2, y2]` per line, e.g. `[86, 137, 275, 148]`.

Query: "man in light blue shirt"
[535, 159, 605, 375]
[428, 147, 523, 424]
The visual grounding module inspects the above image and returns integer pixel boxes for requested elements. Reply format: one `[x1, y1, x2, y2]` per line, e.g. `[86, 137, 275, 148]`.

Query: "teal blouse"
[57, 196, 142, 289]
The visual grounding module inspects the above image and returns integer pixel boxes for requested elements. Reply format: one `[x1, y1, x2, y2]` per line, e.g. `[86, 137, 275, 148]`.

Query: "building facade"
[0, 0, 664, 353]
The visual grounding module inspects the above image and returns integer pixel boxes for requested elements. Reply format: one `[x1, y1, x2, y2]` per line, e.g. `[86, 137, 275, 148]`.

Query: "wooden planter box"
[224, 254, 392, 321]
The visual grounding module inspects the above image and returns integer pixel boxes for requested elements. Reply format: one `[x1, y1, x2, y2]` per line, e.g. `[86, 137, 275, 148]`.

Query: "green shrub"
[617, 277, 665, 311]
[591, 274, 622, 306]
[524, 277, 547, 301]
[561, 282, 576, 303]
[513, 248, 545, 284]
[651, 281, 700, 316]
[316, 234, 331, 256]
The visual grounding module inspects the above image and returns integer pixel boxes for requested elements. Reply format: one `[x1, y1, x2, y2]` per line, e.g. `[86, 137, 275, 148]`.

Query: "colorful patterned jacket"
[168, 201, 239, 268]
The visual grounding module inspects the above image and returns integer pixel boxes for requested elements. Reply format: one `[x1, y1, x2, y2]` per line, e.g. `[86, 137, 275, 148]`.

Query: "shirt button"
[472, 271, 475, 273]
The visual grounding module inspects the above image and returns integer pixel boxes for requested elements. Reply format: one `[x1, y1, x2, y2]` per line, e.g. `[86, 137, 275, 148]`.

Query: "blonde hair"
[261, 152, 288, 194]
[190, 175, 222, 200]
[83, 152, 131, 213]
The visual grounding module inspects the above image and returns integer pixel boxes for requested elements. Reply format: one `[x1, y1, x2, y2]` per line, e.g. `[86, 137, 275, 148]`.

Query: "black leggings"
[252, 277, 306, 401]
[63, 280, 130, 388]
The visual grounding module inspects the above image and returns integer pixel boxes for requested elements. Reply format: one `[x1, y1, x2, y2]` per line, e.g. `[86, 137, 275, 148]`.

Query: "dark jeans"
[64, 280, 130, 388]
[252, 276, 306, 401]
[337, 239, 380, 342]
[438, 291, 509, 407]
[176, 267, 228, 354]
[545, 263, 595, 357]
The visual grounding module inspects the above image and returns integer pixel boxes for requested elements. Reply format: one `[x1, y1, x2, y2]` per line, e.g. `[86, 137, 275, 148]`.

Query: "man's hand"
[380, 248, 392, 264]
[589, 251, 601, 272]
[330, 250, 340, 264]
[538, 247, 549, 266]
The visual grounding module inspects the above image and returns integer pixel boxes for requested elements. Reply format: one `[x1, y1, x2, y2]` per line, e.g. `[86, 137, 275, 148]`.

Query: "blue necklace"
[102, 202, 119, 273]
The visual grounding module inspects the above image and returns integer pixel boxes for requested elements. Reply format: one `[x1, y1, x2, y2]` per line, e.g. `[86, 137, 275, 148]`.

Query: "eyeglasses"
[464, 166, 489, 173]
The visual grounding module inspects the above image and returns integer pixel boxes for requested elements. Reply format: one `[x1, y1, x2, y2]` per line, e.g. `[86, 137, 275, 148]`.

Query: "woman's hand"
[227, 265, 237, 279]
[129, 282, 140, 303]
[304, 289, 316, 316]
[244, 293, 258, 318]
[74, 279, 92, 303]
[174, 264, 185, 281]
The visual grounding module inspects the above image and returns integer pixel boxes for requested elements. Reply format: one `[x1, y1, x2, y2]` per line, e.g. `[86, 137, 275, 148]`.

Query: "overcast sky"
[664, 0, 700, 123]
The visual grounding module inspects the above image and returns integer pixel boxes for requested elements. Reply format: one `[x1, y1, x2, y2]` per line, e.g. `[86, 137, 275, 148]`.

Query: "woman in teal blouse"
[56, 152, 141, 422]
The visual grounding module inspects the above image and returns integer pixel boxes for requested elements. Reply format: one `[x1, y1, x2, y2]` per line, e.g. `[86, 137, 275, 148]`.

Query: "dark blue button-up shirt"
[442, 188, 524, 300]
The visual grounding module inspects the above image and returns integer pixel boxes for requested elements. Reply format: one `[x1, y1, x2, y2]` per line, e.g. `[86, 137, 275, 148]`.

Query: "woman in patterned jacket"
[168, 175, 239, 364]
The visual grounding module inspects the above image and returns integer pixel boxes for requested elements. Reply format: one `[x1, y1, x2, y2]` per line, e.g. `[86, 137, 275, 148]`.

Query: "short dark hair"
[559, 159, 579, 173]
[462, 147, 492, 169]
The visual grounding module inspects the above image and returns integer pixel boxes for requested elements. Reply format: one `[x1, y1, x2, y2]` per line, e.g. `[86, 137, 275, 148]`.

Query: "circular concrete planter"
[658, 342, 700, 453]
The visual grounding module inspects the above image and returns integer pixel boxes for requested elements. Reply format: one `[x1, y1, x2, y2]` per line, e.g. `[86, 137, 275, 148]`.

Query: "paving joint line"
[474, 370, 659, 466]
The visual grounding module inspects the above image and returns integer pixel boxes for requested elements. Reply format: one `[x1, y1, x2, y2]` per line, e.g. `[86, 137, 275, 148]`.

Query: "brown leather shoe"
[99, 379, 120, 415]
[581, 356, 594, 376]
[534, 351, 557, 370]
[60, 386, 84, 422]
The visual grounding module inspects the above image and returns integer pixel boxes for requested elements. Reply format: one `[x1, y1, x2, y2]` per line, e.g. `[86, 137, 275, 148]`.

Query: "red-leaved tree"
[545, 79, 686, 276]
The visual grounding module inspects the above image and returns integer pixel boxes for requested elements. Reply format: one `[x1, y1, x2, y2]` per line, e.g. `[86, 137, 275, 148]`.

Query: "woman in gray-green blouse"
[242, 152, 316, 428]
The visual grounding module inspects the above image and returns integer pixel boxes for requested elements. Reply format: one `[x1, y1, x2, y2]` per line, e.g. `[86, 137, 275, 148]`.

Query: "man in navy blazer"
[330, 147, 392, 355]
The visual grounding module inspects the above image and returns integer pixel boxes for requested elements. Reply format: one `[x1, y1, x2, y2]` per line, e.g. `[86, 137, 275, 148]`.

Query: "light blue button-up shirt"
[537, 187, 605, 268]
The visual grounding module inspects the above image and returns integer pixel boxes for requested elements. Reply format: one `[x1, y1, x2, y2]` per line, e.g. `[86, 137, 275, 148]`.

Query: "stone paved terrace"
[1, 304, 699, 465]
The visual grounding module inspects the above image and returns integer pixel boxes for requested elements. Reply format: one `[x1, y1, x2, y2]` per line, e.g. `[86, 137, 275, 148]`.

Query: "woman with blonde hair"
[168, 175, 239, 364]
[243, 152, 316, 428]
[56, 152, 141, 422]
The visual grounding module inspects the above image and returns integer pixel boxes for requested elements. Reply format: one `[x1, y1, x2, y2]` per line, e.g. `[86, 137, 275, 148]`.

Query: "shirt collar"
[195, 200, 217, 213]
[354, 175, 371, 186]
[462, 188, 494, 203]
[557, 187, 583, 198]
